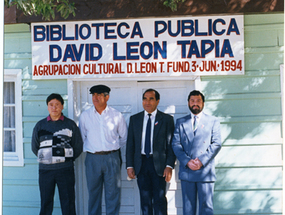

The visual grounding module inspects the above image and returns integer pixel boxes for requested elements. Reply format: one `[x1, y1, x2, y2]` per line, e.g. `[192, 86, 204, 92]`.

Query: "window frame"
[4, 69, 23, 166]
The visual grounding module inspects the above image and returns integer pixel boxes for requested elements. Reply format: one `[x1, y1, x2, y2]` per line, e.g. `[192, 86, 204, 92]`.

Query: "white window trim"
[4, 69, 24, 166]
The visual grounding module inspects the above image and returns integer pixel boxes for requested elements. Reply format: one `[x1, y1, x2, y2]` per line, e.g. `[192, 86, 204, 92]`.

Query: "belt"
[88, 149, 119, 155]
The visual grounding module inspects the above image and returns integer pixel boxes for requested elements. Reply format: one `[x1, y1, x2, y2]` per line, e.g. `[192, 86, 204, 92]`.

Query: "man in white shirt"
[79, 85, 127, 215]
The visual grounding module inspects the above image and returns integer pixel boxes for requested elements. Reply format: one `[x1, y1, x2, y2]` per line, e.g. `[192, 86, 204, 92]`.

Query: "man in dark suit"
[172, 90, 222, 215]
[126, 88, 176, 215]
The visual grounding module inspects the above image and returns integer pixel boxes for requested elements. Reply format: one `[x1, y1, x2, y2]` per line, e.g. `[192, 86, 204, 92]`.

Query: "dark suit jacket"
[172, 112, 221, 182]
[126, 110, 176, 177]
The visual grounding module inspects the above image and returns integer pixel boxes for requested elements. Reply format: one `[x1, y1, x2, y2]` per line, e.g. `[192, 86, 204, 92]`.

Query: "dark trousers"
[137, 156, 167, 215]
[39, 166, 76, 215]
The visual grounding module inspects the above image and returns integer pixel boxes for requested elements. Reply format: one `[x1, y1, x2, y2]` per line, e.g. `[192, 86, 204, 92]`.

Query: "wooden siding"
[4, 24, 68, 214]
[200, 14, 284, 215]
[3, 13, 284, 215]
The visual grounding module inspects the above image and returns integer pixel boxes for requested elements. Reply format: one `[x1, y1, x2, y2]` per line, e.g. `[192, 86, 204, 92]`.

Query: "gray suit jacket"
[172, 112, 221, 182]
[126, 110, 176, 176]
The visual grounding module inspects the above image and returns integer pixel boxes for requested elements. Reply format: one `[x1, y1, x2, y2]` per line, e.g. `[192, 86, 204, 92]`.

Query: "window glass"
[4, 69, 23, 166]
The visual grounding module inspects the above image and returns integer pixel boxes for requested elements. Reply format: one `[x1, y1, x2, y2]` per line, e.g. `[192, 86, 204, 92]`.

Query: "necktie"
[145, 114, 151, 158]
[193, 116, 197, 131]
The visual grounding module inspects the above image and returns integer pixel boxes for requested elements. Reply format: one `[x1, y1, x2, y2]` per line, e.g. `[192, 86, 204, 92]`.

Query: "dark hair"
[46, 93, 64, 105]
[143, 89, 160, 101]
[187, 90, 205, 102]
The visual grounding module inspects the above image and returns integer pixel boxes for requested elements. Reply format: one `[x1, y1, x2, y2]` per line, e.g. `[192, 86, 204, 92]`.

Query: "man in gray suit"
[172, 90, 222, 215]
[126, 88, 176, 215]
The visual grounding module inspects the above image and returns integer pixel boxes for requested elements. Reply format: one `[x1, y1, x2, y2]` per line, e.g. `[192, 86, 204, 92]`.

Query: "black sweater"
[32, 115, 83, 170]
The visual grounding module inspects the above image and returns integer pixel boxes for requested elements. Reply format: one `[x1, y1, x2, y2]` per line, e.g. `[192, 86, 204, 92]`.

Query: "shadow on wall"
[199, 66, 283, 214]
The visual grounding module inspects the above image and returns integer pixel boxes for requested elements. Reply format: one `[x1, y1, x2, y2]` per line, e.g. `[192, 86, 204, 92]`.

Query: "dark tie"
[144, 114, 151, 158]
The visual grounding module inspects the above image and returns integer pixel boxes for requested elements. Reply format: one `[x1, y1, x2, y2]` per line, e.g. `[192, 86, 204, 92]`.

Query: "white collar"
[144, 109, 157, 118]
[191, 111, 203, 119]
[93, 105, 109, 114]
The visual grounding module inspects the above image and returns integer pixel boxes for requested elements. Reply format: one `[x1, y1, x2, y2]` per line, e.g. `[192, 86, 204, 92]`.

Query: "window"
[4, 69, 23, 166]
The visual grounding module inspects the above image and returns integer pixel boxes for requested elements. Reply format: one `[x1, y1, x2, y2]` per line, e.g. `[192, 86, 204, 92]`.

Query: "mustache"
[191, 105, 200, 108]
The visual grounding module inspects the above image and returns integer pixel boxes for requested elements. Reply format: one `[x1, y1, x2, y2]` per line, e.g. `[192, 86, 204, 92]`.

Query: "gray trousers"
[85, 151, 121, 215]
[181, 180, 214, 215]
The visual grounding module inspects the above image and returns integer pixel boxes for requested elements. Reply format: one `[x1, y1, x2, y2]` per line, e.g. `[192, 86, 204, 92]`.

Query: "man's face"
[47, 99, 63, 119]
[142, 91, 159, 114]
[188, 95, 204, 115]
[92, 93, 109, 109]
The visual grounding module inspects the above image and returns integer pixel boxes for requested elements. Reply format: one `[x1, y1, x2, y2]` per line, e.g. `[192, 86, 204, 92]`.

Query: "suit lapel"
[153, 110, 163, 141]
[195, 112, 206, 135]
[182, 114, 194, 141]
[136, 112, 144, 143]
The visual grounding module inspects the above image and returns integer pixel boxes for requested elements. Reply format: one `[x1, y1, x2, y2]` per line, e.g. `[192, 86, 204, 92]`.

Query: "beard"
[189, 105, 203, 115]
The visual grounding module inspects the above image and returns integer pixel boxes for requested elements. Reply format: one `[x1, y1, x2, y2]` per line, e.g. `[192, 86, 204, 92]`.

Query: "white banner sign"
[31, 15, 244, 80]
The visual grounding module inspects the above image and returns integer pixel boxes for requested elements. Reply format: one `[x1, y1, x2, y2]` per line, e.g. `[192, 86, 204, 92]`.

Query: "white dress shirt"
[79, 105, 128, 153]
[141, 109, 157, 155]
[191, 111, 202, 130]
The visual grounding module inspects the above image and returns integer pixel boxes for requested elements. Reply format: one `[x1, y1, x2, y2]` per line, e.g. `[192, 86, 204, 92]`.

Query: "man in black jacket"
[126, 88, 176, 215]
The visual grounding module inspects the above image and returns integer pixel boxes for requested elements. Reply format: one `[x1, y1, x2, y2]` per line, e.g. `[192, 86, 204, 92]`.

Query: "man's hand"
[193, 158, 203, 169]
[127, 168, 136, 179]
[187, 158, 203, 170]
[163, 167, 173, 182]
